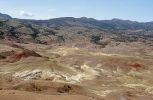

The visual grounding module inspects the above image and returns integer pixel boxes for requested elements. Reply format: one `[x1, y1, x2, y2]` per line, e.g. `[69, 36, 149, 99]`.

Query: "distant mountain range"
[0, 13, 12, 19]
[21, 17, 153, 31]
[0, 13, 153, 47]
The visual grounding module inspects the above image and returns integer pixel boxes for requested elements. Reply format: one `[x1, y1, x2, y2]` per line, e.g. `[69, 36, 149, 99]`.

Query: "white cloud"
[19, 11, 34, 17]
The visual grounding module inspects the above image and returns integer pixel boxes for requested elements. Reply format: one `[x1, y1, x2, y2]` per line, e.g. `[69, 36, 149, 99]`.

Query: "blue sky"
[0, 0, 153, 22]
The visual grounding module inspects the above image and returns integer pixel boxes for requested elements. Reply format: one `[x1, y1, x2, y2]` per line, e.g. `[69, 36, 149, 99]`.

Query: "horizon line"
[1, 12, 153, 23]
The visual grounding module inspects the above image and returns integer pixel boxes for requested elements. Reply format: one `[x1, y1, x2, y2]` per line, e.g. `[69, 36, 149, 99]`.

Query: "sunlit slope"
[0, 43, 153, 99]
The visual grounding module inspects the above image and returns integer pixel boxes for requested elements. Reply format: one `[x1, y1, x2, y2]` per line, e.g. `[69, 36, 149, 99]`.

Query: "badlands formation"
[0, 41, 153, 100]
[0, 13, 153, 100]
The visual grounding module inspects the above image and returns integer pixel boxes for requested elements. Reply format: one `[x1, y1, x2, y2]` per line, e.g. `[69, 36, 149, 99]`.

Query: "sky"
[0, 0, 153, 22]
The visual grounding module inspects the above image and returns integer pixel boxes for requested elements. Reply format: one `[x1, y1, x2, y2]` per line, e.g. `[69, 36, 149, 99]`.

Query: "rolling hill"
[0, 13, 153, 100]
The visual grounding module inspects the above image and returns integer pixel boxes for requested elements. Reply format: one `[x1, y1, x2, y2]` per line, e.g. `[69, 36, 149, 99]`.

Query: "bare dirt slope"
[0, 41, 153, 100]
[0, 90, 99, 100]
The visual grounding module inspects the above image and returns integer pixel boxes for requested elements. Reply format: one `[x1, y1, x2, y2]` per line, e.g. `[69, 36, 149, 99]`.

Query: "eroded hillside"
[0, 41, 153, 100]
[0, 13, 153, 100]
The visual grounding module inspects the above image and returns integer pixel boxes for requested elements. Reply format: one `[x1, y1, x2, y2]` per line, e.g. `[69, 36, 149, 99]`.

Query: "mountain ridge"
[0, 12, 153, 47]
[0, 13, 12, 19]
[1, 13, 153, 100]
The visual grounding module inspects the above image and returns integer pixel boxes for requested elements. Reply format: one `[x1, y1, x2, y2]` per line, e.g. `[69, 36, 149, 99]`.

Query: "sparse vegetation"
[0, 13, 153, 100]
